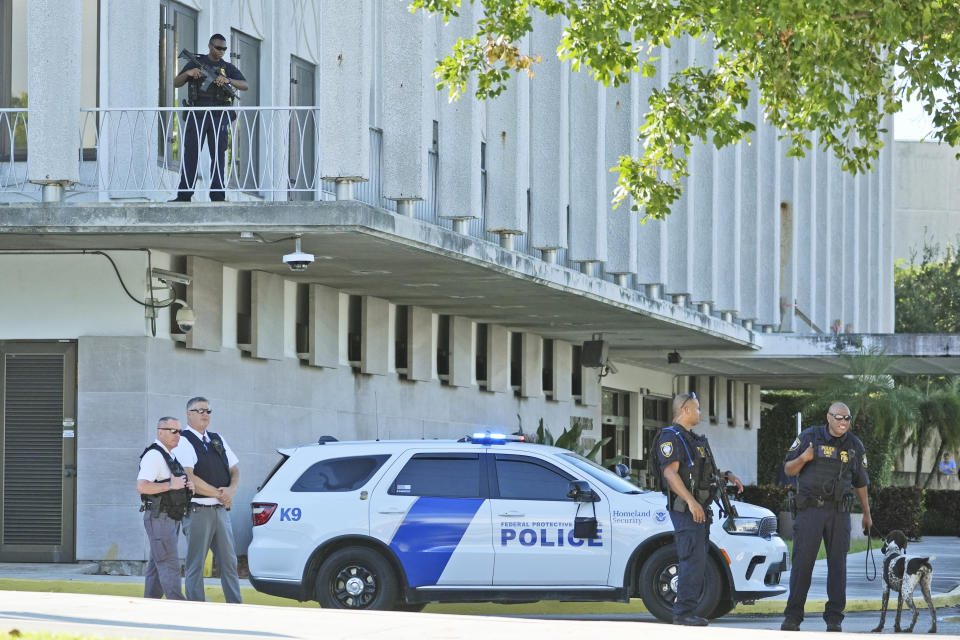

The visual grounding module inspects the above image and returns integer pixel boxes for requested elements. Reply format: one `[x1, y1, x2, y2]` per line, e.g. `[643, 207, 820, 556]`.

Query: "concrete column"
[793, 148, 816, 331]
[779, 160, 798, 333]
[552, 339, 572, 402]
[664, 41, 694, 297]
[520, 333, 543, 398]
[738, 92, 760, 323]
[485, 70, 529, 235]
[690, 41, 717, 306]
[715, 141, 740, 316]
[486, 324, 509, 393]
[568, 72, 607, 264]
[604, 81, 637, 278]
[756, 130, 781, 326]
[732, 380, 745, 428]
[307, 284, 339, 368]
[841, 171, 856, 330]
[695, 376, 710, 424]
[879, 120, 895, 332]
[27, 0, 82, 189]
[749, 384, 762, 429]
[438, 4, 482, 224]
[361, 295, 389, 375]
[185, 257, 223, 352]
[827, 154, 845, 333]
[857, 170, 870, 331]
[449, 316, 474, 388]
[251, 271, 284, 360]
[636, 45, 667, 289]
[321, 0, 371, 182]
[814, 145, 832, 333]
[382, 2, 429, 202]
[581, 364, 600, 406]
[407, 306, 435, 382]
[529, 11, 568, 252]
[715, 376, 728, 427]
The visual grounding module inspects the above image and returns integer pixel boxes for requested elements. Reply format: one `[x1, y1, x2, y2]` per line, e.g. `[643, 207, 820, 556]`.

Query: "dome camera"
[282, 235, 315, 272]
[175, 306, 196, 333]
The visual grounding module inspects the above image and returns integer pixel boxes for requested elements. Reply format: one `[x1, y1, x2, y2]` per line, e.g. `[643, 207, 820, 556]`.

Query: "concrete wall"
[894, 141, 960, 262]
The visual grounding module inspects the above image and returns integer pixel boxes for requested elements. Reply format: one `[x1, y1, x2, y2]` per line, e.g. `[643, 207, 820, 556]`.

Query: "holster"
[140, 499, 162, 518]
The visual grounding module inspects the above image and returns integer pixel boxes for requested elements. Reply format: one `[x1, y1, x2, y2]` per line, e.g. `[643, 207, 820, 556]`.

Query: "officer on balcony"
[170, 34, 248, 202]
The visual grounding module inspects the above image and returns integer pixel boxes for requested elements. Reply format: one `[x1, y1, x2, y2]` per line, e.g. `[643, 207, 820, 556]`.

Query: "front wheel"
[315, 547, 398, 610]
[637, 545, 723, 623]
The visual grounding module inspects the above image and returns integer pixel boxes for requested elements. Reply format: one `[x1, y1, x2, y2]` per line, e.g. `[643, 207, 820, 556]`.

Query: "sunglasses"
[829, 413, 852, 422]
[680, 391, 697, 411]
[188, 408, 213, 415]
[158, 427, 182, 434]
[213, 45, 227, 52]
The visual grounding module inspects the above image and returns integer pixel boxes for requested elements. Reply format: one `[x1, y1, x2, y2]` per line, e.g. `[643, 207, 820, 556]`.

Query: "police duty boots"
[781, 619, 801, 631]
[674, 615, 708, 626]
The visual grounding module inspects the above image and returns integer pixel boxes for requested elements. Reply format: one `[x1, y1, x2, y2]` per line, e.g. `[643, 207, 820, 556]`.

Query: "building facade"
[0, 0, 895, 564]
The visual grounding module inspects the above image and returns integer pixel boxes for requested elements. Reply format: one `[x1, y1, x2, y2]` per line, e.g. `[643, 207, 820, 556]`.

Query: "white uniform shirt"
[171, 425, 239, 505]
[137, 439, 176, 483]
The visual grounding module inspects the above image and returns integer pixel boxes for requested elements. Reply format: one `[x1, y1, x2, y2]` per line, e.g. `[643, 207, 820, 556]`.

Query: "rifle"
[178, 49, 238, 101]
[702, 437, 739, 519]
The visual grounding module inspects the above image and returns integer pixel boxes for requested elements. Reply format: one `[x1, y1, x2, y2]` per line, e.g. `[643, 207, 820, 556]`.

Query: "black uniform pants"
[669, 508, 709, 618]
[784, 505, 851, 624]
[177, 110, 230, 201]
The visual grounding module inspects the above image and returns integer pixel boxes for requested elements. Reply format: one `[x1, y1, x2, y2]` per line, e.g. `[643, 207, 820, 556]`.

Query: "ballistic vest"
[659, 426, 719, 506]
[796, 426, 859, 502]
[139, 444, 190, 520]
[181, 430, 231, 488]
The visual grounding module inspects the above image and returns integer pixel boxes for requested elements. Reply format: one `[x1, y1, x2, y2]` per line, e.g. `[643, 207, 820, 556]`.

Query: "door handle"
[498, 511, 525, 517]
[377, 508, 407, 515]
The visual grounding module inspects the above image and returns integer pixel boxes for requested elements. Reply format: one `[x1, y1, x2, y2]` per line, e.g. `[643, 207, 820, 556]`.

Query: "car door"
[489, 453, 612, 585]
[369, 450, 493, 586]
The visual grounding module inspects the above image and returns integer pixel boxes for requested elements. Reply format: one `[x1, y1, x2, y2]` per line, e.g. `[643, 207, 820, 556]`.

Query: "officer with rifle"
[655, 391, 744, 626]
[136, 416, 194, 599]
[170, 34, 247, 202]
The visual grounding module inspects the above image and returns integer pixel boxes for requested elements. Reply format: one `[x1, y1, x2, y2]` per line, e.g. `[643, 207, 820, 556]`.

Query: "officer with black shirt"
[656, 392, 743, 626]
[170, 33, 247, 202]
[172, 396, 243, 603]
[137, 417, 194, 600]
[781, 401, 872, 633]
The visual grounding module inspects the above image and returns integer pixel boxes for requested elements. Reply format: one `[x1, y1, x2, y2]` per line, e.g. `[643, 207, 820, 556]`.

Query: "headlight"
[723, 515, 778, 537]
[724, 516, 762, 535]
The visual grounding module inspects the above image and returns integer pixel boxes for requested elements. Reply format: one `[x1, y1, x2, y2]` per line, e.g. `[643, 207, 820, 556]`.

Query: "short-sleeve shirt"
[784, 425, 869, 497]
[181, 56, 246, 106]
[137, 439, 175, 483]
[171, 426, 239, 505]
[940, 459, 957, 474]
[656, 424, 703, 473]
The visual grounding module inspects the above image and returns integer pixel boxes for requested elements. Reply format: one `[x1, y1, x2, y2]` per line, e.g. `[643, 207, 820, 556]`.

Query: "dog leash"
[864, 526, 880, 582]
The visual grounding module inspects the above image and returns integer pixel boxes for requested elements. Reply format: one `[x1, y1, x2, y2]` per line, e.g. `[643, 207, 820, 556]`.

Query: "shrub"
[869, 486, 924, 539]
[921, 489, 960, 536]
[739, 485, 790, 514]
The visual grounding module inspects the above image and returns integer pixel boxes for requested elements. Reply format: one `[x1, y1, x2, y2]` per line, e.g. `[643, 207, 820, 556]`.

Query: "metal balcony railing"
[0, 109, 33, 199]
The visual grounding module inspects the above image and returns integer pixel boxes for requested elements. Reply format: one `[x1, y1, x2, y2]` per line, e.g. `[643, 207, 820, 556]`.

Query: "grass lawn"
[784, 536, 871, 560]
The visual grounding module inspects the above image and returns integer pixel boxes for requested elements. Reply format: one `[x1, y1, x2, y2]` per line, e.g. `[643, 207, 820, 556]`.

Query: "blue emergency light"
[469, 431, 525, 445]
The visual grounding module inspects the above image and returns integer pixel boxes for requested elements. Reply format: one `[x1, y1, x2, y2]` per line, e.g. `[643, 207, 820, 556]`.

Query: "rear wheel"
[315, 547, 398, 610]
[637, 545, 722, 623]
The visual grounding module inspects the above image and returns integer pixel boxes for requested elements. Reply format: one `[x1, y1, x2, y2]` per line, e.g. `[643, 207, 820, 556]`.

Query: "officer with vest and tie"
[137, 416, 194, 599]
[780, 401, 872, 633]
[656, 391, 744, 626]
[172, 396, 243, 603]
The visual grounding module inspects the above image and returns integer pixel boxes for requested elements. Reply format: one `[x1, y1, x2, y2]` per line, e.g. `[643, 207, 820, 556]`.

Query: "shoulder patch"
[862, 454, 868, 468]
[660, 442, 673, 458]
[789, 437, 800, 451]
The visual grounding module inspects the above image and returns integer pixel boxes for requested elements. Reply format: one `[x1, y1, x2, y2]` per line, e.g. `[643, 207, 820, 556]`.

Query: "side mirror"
[614, 463, 630, 478]
[567, 480, 599, 502]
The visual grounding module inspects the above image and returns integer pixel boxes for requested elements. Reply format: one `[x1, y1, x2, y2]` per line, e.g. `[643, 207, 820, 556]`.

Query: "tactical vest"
[659, 426, 719, 506]
[797, 426, 857, 503]
[181, 430, 231, 488]
[139, 444, 190, 520]
[187, 68, 234, 107]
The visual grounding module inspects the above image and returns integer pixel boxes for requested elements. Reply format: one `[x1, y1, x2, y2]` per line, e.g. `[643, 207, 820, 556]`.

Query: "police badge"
[840, 450, 849, 463]
[660, 442, 673, 457]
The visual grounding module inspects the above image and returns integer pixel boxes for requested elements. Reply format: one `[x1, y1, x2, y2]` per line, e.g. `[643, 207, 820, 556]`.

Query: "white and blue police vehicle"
[248, 433, 787, 621]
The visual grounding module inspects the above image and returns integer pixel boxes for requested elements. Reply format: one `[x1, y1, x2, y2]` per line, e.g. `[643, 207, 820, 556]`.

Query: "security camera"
[282, 236, 314, 272]
[151, 268, 192, 286]
[175, 305, 195, 333]
[283, 250, 315, 272]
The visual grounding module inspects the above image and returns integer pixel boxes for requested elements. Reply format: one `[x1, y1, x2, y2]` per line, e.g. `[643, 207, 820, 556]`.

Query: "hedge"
[920, 489, 960, 536]
[869, 486, 924, 539]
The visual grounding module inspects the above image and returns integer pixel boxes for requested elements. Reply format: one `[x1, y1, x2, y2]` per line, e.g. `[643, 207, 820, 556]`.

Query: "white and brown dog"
[871, 530, 937, 634]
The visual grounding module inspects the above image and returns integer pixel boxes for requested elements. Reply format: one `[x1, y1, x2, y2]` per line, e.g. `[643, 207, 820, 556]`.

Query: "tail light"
[252, 502, 277, 526]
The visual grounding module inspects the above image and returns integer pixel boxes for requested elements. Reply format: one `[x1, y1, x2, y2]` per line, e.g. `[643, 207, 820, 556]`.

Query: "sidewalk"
[2, 536, 959, 614]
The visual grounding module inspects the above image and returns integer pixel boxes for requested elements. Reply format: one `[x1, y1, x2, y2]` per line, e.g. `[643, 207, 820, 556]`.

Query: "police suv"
[248, 433, 787, 621]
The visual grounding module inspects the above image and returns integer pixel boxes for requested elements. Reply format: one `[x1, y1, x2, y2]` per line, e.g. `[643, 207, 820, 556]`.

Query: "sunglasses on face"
[158, 428, 182, 434]
[212, 45, 227, 52]
[830, 413, 852, 422]
[188, 408, 213, 415]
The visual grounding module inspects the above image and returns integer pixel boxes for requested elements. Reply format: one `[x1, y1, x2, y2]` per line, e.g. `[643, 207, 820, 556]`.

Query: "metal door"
[0, 341, 77, 562]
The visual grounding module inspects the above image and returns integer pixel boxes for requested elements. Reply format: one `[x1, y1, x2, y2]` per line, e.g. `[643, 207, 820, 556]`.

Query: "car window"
[291, 454, 391, 492]
[389, 453, 481, 498]
[494, 454, 574, 501]
[558, 451, 645, 494]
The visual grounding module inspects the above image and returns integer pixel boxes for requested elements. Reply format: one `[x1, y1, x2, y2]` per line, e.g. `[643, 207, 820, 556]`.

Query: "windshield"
[558, 452, 646, 494]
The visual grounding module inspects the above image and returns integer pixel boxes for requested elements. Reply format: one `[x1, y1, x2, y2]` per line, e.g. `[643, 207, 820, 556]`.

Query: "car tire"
[637, 544, 723, 623]
[315, 547, 398, 610]
[394, 602, 427, 612]
[706, 597, 736, 620]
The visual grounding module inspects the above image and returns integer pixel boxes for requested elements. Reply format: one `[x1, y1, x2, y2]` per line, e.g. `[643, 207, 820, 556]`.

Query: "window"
[475, 323, 488, 387]
[390, 453, 481, 498]
[158, 1, 197, 166]
[709, 377, 718, 423]
[572, 345, 583, 399]
[395, 305, 409, 374]
[509, 332, 521, 394]
[495, 454, 573, 501]
[743, 383, 752, 427]
[347, 295, 362, 364]
[726, 379, 735, 426]
[291, 455, 390, 492]
[437, 314, 450, 380]
[542, 339, 554, 395]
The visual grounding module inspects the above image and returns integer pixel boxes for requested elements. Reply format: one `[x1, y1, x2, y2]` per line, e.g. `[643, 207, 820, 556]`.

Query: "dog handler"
[781, 401, 872, 632]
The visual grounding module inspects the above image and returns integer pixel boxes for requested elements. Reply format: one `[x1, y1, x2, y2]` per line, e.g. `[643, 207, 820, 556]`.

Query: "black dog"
[871, 530, 937, 633]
